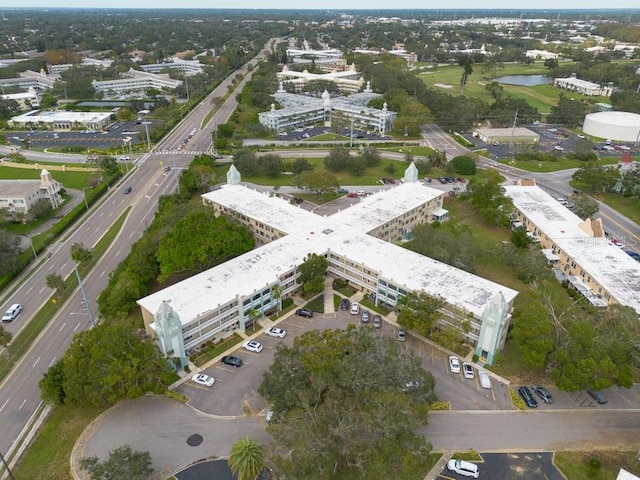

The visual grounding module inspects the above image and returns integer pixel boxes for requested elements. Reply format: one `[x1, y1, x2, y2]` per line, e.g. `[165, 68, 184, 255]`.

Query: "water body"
[493, 75, 549, 86]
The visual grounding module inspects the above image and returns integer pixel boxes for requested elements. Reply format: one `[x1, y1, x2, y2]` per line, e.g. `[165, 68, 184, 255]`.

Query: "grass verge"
[305, 295, 324, 313]
[555, 451, 640, 480]
[192, 334, 244, 368]
[12, 404, 103, 480]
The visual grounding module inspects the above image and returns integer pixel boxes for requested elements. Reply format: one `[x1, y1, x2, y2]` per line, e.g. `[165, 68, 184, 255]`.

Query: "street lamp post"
[74, 264, 95, 327]
[81, 186, 91, 212]
[0, 449, 16, 480]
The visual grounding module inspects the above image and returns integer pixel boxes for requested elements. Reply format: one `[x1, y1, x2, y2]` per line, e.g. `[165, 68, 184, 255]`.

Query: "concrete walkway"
[423, 451, 453, 480]
[323, 276, 335, 315]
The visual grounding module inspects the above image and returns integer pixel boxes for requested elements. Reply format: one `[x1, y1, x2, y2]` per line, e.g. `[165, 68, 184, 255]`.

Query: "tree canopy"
[155, 207, 254, 282]
[297, 253, 328, 296]
[259, 328, 435, 480]
[44, 322, 176, 407]
[465, 171, 512, 226]
[80, 445, 153, 480]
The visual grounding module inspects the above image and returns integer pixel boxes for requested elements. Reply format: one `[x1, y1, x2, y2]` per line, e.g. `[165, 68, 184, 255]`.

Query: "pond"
[493, 75, 550, 86]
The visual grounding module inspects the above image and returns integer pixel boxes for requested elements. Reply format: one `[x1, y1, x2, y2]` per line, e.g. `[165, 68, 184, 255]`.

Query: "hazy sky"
[0, 1, 639, 9]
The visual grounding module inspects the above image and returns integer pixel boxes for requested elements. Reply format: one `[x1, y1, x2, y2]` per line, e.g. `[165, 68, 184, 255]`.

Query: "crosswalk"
[152, 150, 210, 156]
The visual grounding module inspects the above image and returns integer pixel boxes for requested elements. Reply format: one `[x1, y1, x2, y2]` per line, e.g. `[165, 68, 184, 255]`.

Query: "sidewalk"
[423, 451, 453, 480]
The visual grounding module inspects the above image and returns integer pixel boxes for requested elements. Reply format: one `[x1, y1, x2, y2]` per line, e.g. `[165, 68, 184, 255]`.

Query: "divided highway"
[0, 39, 277, 462]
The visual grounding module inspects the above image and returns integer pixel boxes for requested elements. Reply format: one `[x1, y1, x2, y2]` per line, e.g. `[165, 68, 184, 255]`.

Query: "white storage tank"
[582, 111, 640, 142]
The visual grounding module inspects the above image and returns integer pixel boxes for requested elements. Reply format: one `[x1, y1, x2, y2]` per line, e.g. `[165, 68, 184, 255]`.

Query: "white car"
[479, 370, 491, 389]
[449, 355, 461, 374]
[462, 362, 475, 379]
[447, 459, 479, 478]
[350, 303, 360, 315]
[266, 327, 286, 338]
[243, 340, 263, 353]
[191, 373, 215, 387]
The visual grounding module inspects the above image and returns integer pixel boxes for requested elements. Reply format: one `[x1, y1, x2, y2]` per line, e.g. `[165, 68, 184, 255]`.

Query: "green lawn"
[416, 62, 610, 118]
[12, 404, 103, 480]
[0, 165, 100, 189]
[555, 451, 640, 480]
[500, 155, 622, 173]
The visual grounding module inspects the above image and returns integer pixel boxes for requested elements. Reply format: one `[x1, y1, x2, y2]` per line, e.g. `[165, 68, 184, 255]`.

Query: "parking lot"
[177, 301, 515, 418]
[437, 452, 565, 480]
[7, 120, 149, 151]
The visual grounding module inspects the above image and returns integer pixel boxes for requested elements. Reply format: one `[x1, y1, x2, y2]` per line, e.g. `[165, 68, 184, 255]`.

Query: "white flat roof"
[142, 182, 519, 324]
[504, 185, 640, 314]
[10, 110, 112, 123]
[138, 234, 325, 327]
[330, 182, 443, 233]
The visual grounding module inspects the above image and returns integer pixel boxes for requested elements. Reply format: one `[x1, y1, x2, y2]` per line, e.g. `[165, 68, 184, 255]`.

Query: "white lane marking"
[74, 322, 81, 332]
[19, 399, 27, 410]
[0, 399, 8, 412]
[59, 323, 66, 332]
[32, 357, 40, 368]
[49, 356, 57, 367]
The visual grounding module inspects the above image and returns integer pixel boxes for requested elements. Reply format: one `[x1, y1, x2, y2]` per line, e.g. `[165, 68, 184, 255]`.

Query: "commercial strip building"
[8, 110, 112, 130]
[258, 83, 397, 135]
[137, 164, 518, 367]
[474, 127, 540, 144]
[0, 169, 62, 214]
[554, 74, 614, 97]
[91, 68, 182, 99]
[504, 181, 640, 314]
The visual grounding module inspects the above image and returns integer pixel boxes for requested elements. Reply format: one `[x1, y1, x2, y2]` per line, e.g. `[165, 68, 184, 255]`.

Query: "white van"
[447, 459, 479, 478]
[2, 303, 22, 322]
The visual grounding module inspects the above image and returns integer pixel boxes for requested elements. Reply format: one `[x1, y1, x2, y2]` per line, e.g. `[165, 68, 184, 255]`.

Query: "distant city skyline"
[0, 1, 639, 10]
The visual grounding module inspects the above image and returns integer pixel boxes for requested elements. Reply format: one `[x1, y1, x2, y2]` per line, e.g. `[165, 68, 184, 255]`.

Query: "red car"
[347, 192, 358, 198]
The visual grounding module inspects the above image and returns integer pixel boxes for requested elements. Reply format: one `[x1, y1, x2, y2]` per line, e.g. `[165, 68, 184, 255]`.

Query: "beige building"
[0, 169, 63, 214]
[504, 181, 640, 314]
[138, 164, 518, 366]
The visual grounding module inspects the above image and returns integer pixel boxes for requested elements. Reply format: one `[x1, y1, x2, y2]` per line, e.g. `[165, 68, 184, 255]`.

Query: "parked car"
[356, 190, 366, 196]
[449, 355, 461, 374]
[373, 315, 382, 329]
[350, 303, 360, 315]
[243, 340, 263, 353]
[266, 327, 286, 338]
[2, 303, 22, 322]
[447, 459, 479, 478]
[397, 328, 406, 342]
[478, 370, 491, 389]
[340, 298, 350, 311]
[295, 308, 313, 318]
[191, 373, 215, 387]
[462, 362, 475, 379]
[586, 387, 608, 404]
[221, 355, 243, 367]
[518, 386, 538, 408]
[347, 192, 358, 198]
[532, 385, 553, 403]
[361, 310, 370, 323]
[336, 188, 349, 194]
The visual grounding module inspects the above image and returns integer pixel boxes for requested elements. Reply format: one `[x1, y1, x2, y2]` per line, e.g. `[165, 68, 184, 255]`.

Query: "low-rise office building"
[138, 164, 518, 367]
[504, 181, 640, 314]
[1, 87, 40, 109]
[276, 63, 364, 94]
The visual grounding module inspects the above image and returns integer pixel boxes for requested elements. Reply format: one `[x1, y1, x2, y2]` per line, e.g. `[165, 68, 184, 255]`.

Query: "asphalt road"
[0, 39, 277, 460]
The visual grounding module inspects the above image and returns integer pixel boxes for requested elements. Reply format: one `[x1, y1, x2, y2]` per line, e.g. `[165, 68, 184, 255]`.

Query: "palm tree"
[247, 308, 259, 332]
[271, 284, 282, 313]
[228, 436, 264, 480]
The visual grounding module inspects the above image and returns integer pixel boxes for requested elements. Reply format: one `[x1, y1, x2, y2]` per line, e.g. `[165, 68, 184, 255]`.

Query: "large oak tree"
[259, 328, 436, 480]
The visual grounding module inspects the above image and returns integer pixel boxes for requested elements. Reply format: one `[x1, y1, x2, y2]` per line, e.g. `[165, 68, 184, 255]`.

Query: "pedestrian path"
[323, 276, 335, 315]
[422, 451, 453, 480]
[152, 150, 209, 156]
